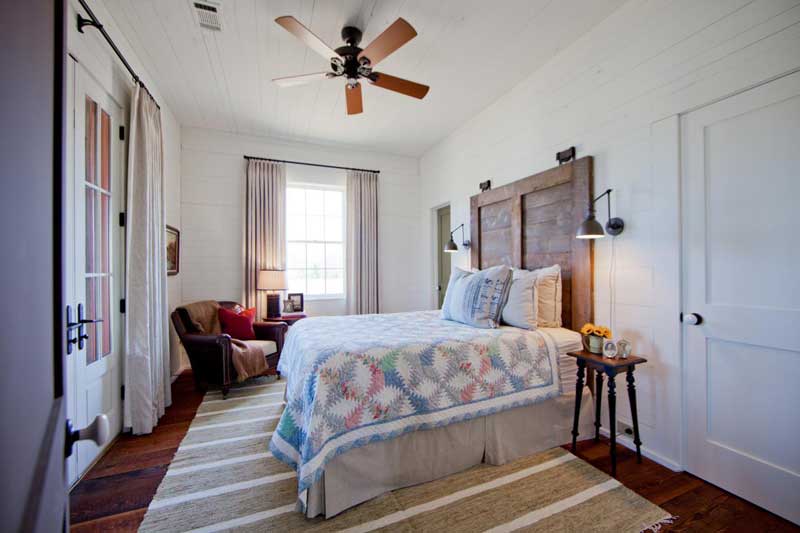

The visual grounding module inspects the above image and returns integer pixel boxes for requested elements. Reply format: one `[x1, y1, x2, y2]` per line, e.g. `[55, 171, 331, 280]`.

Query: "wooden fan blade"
[275, 16, 338, 60]
[345, 83, 363, 115]
[358, 18, 417, 66]
[273, 72, 331, 87]
[369, 72, 429, 99]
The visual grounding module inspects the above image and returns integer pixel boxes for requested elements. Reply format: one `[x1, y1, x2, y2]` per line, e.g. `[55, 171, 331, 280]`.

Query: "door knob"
[681, 312, 703, 325]
[65, 414, 110, 458]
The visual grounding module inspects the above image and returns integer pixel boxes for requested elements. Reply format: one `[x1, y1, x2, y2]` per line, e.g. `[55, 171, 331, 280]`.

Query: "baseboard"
[597, 428, 682, 472]
[68, 432, 121, 492]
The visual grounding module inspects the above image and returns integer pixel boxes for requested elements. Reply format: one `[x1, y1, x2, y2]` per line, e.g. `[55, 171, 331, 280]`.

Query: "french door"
[682, 71, 800, 524]
[66, 61, 125, 483]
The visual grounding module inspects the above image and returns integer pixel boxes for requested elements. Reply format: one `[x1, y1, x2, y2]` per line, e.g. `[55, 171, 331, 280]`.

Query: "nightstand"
[567, 349, 648, 477]
[262, 313, 307, 326]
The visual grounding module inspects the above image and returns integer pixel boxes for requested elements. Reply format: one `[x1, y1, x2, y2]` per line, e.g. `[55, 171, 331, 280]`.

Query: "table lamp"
[257, 269, 288, 319]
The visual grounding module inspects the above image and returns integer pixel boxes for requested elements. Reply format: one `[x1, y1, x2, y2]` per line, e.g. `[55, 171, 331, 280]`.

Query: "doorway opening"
[435, 205, 451, 309]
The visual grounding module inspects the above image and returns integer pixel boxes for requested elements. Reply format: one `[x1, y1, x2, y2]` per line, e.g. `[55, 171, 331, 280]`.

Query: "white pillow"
[441, 265, 512, 329]
[502, 270, 538, 329]
[530, 264, 562, 327]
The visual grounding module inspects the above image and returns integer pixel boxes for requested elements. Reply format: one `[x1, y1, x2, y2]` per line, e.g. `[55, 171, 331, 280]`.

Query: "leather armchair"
[171, 301, 288, 397]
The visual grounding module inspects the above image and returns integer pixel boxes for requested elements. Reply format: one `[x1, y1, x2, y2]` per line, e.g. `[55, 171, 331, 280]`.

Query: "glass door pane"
[83, 98, 113, 364]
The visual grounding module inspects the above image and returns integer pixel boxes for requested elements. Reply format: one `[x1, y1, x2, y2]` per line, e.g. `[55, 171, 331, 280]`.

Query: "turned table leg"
[571, 360, 586, 452]
[594, 371, 604, 442]
[607, 371, 617, 477]
[627, 367, 642, 463]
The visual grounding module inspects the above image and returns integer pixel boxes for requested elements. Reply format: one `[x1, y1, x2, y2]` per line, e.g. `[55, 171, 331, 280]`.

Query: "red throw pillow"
[219, 306, 255, 340]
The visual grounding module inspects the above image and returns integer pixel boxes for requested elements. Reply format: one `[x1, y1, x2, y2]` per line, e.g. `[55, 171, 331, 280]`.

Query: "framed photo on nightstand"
[287, 293, 304, 312]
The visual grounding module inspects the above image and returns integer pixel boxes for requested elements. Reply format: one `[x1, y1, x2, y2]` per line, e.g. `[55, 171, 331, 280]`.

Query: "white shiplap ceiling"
[104, 0, 625, 156]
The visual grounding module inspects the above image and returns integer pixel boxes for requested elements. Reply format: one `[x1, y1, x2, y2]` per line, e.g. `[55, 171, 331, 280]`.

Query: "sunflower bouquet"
[580, 322, 612, 354]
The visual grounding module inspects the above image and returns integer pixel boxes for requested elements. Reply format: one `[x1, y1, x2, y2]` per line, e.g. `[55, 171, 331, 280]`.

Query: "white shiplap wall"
[419, 0, 800, 469]
[180, 127, 427, 314]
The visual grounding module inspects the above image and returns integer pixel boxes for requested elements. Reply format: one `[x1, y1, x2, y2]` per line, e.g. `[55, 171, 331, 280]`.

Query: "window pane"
[287, 214, 306, 241]
[307, 267, 324, 295]
[286, 242, 306, 269]
[325, 190, 343, 217]
[85, 278, 97, 364]
[100, 110, 111, 191]
[307, 243, 324, 270]
[325, 216, 342, 242]
[326, 243, 343, 269]
[306, 189, 324, 215]
[287, 188, 305, 215]
[288, 269, 306, 294]
[306, 215, 324, 241]
[101, 193, 110, 274]
[101, 275, 111, 357]
[85, 97, 97, 185]
[326, 269, 344, 295]
[85, 189, 95, 273]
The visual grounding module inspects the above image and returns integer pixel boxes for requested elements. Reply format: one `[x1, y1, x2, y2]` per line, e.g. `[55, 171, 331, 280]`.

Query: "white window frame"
[286, 182, 346, 300]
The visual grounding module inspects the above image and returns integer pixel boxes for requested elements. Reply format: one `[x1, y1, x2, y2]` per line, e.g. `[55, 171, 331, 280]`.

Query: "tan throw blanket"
[181, 301, 268, 382]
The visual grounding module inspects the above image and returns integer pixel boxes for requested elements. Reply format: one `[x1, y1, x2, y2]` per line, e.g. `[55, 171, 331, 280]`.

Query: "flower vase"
[582, 334, 603, 355]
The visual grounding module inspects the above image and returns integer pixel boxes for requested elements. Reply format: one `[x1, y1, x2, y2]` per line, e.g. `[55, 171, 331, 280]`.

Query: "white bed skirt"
[305, 389, 595, 518]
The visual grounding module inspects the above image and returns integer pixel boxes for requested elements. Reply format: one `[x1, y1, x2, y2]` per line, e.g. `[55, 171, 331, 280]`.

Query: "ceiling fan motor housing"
[334, 33, 370, 81]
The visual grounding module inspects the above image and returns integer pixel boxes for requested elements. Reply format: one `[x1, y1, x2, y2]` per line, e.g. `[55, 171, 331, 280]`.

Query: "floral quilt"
[268, 310, 561, 504]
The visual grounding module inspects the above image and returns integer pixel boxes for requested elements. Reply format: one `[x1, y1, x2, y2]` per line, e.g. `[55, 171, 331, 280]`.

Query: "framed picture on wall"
[166, 225, 180, 276]
[287, 293, 304, 312]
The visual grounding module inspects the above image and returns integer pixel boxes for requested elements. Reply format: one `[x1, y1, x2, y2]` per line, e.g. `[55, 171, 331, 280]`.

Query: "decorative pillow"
[441, 265, 512, 328]
[502, 269, 538, 329]
[218, 306, 256, 340]
[530, 264, 562, 327]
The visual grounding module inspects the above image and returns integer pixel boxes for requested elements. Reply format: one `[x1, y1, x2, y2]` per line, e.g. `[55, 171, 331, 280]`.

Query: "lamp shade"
[444, 237, 458, 253]
[257, 269, 288, 290]
[576, 215, 605, 239]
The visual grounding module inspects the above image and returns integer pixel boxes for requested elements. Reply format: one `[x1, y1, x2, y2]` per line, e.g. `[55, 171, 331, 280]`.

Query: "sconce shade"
[576, 215, 606, 239]
[444, 237, 459, 253]
[257, 269, 288, 290]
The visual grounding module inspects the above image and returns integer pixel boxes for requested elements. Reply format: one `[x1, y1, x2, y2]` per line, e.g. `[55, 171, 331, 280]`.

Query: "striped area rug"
[139, 377, 673, 532]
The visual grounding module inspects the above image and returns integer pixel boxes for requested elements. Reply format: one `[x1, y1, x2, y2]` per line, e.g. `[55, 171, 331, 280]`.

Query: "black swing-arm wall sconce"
[444, 223, 471, 253]
[576, 188, 624, 239]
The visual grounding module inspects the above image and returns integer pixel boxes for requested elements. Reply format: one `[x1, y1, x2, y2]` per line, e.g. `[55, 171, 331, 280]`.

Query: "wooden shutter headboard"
[469, 156, 594, 330]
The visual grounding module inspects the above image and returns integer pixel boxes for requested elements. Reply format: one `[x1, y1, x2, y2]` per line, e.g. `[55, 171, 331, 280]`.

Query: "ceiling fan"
[272, 16, 429, 115]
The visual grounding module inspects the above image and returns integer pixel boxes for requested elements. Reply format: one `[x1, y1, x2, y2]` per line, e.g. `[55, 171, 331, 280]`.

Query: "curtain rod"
[76, 0, 160, 109]
[244, 155, 380, 174]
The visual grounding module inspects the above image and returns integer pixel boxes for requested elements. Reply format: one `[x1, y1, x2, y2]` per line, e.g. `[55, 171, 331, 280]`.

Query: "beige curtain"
[244, 160, 286, 318]
[346, 170, 379, 314]
[124, 84, 171, 435]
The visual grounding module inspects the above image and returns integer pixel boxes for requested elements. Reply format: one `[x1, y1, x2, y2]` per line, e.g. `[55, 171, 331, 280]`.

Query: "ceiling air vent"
[193, 1, 222, 31]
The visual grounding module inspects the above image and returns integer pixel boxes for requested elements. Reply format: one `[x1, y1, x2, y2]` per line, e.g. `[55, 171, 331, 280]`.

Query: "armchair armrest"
[253, 321, 288, 340]
[181, 332, 226, 349]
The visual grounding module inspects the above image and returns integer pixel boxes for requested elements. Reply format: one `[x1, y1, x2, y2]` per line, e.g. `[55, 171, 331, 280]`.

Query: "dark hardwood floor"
[69, 371, 798, 532]
[69, 372, 205, 532]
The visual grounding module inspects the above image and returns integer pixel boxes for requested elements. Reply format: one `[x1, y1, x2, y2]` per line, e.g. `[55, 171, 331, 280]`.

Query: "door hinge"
[119, 125, 125, 141]
[119, 212, 126, 227]
[120, 385, 125, 401]
[119, 298, 126, 314]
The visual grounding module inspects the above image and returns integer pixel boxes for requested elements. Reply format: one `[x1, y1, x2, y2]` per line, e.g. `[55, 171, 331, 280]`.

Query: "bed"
[271, 157, 596, 518]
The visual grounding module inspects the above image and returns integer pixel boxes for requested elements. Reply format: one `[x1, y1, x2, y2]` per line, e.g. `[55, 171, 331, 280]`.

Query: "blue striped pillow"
[441, 265, 512, 328]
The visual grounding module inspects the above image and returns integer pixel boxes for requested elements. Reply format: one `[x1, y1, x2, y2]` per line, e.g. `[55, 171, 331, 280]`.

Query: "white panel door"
[682, 71, 800, 525]
[66, 63, 125, 483]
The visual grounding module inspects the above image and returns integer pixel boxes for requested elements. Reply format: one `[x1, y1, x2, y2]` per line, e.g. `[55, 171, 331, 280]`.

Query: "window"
[286, 185, 345, 298]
